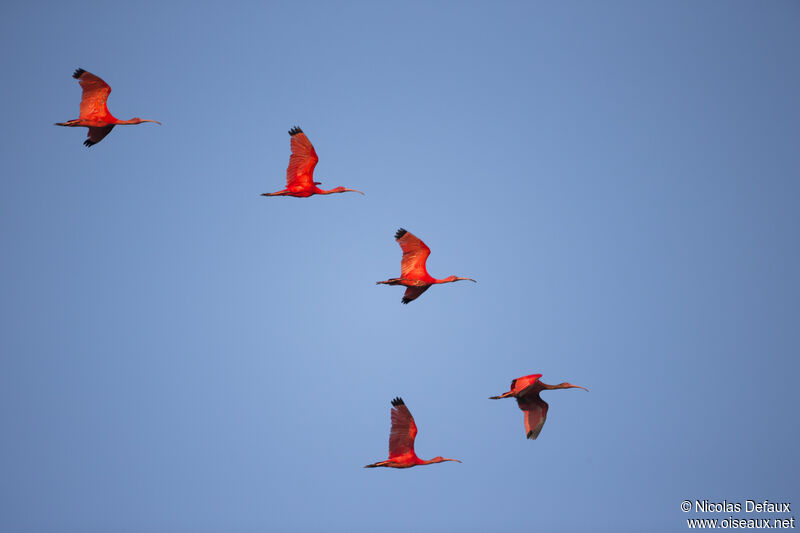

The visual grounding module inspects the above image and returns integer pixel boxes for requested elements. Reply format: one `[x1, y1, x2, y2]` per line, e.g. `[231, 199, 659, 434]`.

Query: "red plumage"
[261, 127, 364, 198]
[490, 374, 588, 440]
[376, 228, 476, 304]
[55, 68, 160, 147]
[364, 397, 460, 469]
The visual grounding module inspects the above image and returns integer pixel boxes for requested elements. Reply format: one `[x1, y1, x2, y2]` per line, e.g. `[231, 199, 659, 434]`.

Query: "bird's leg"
[54, 119, 82, 127]
[376, 278, 404, 285]
[364, 460, 391, 468]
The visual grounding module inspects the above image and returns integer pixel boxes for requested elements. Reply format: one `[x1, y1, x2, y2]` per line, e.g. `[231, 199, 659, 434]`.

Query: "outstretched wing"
[388, 397, 417, 458]
[517, 394, 549, 440]
[514, 374, 543, 395]
[401, 285, 430, 304]
[85, 125, 114, 147]
[286, 127, 319, 189]
[395, 228, 431, 279]
[73, 69, 112, 121]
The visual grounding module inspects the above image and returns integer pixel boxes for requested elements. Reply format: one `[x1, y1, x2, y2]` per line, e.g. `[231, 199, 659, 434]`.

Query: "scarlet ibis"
[377, 228, 476, 304]
[490, 374, 588, 440]
[55, 69, 161, 147]
[261, 127, 364, 197]
[364, 397, 461, 469]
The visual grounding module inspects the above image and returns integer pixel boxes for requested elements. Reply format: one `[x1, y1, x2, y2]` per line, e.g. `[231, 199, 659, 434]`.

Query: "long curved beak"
[570, 384, 589, 392]
[458, 277, 477, 282]
[445, 458, 462, 463]
[345, 188, 365, 195]
[142, 119, 162, 125]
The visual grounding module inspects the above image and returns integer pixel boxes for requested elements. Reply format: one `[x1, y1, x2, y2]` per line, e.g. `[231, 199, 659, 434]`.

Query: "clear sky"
[1, 1, 798, 532]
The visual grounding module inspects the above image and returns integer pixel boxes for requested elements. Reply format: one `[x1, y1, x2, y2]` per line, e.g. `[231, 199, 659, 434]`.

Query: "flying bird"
[364, 397, 461, 469]
[490, 374, 588, 440]
[55, 69, 161, 147]
[261, 127, 364, 197]
[377, 229, 475, 304]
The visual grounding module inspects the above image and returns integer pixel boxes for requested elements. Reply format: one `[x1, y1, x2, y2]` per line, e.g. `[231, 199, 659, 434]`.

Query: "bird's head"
[430, 456, 462, 464]
[560, 382, 589, 392]
[331, 186, 365, 195]
[443, 275, 476, 283]
[130, 118, 162, 125]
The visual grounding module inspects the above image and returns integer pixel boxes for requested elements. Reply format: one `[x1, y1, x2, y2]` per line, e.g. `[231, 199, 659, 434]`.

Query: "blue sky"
[1, 1, 798, 531]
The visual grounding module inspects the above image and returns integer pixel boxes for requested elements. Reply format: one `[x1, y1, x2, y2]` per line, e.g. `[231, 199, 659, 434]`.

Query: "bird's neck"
[116, 118, 159, 125]
[540, 382, 571, 390]
[316, 187, 363, 195]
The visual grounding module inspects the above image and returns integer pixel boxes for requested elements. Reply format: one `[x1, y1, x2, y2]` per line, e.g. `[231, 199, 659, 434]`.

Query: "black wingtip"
[288, 126, 303, 136]
[401, 297, 411, 304]
[527, 431, 535, 440]
[391, 397, 404, 407]
[83, 139, 95, 147]
[73, 68, 86, 79]
[395, 228, 407, 240]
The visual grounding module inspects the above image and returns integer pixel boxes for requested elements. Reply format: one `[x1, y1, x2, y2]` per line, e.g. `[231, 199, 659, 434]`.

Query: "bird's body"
[55, 69, 160, 147]
[490, 374, 588, 440]
[377, 228, 475, 304]
[261, 127, 364, 198]
[364, 397, 460, 469]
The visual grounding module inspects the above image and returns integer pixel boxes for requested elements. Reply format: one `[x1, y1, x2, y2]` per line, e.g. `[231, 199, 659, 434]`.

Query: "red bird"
[377, 228, 476, 304]
[261, 127, 364, 197]
[365, 397, 461, 469]
[490, 374, 588, 440]
[55, 69, 161, 147]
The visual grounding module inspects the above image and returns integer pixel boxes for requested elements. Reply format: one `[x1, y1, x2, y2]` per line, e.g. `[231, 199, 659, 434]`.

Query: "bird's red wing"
[517, 395, 549, 440]
[85, 125, 115, 147]
[514, 374, 543, 395]
[388, 399, 418, 459]
[75, 70, 112, 121]
[286, 131, 319, 189]
[396, 230, 431, 279]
